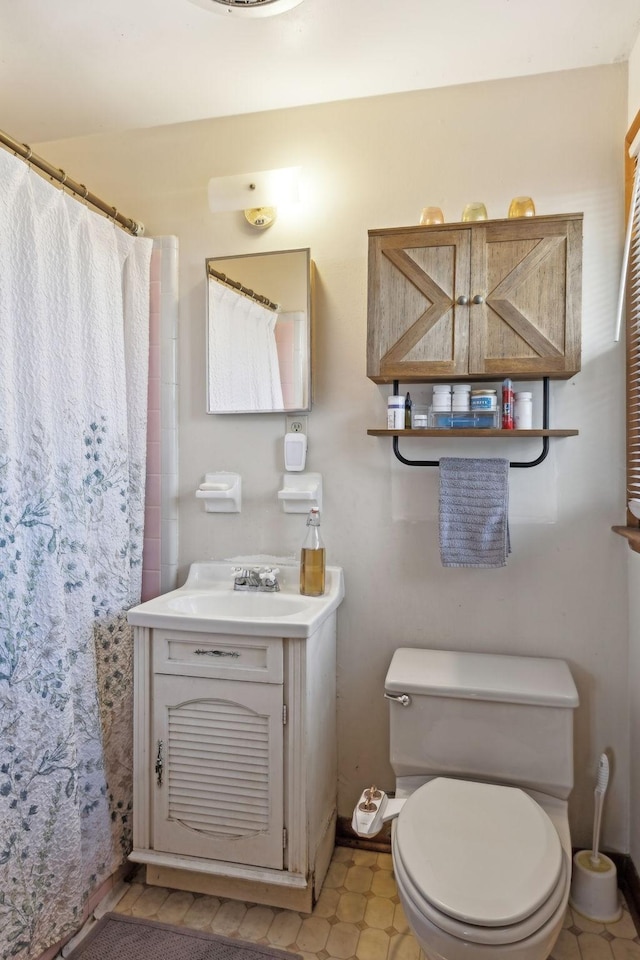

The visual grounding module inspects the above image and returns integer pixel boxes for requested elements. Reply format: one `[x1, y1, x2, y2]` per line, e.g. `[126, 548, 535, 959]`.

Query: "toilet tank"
[385, 648, 579, 800]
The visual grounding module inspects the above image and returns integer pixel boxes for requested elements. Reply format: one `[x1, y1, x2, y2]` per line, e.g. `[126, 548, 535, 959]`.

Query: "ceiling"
[1, 0, 639, 145]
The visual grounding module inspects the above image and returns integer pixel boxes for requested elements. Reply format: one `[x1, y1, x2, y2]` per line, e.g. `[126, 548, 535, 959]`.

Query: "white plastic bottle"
[514, 392, 533, 429]
[387, 395, 405, 429]
[452, 383, 471, 411]
[432, 384, 452, 411]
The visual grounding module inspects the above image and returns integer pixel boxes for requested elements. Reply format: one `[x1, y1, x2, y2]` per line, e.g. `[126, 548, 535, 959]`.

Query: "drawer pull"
[194, 648, 241, 658]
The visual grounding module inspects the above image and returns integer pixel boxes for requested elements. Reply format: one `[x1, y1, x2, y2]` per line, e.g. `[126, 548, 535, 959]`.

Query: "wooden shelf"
[367, 428, 579, 438]
[612, 525, 640, 553]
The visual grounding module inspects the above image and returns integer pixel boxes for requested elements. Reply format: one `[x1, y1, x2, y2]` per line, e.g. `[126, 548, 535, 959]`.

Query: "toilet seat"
[393, 778, 569, 946]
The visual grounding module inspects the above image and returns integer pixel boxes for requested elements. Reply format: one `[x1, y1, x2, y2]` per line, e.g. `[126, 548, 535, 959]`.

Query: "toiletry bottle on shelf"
[405, 392, 412, 429]
[300, 507, 325, 596]
[514, 391, 533, 429]
[502, 378, 515, 430]
[387, 394, 405, 429]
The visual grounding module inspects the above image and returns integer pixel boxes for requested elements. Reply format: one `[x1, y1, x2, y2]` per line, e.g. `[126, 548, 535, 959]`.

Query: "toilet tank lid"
[385, 648, 579, 708]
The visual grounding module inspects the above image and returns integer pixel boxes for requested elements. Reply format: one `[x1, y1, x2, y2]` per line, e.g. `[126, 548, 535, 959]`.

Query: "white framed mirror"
[206, 248, 312, 414]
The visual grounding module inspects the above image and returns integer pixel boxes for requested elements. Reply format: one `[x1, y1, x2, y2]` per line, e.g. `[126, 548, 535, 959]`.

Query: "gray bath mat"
[65, 913, 302, 960]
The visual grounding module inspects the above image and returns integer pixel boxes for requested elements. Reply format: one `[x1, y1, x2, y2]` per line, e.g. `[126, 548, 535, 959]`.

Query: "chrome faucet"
[232, 566, 280, 592]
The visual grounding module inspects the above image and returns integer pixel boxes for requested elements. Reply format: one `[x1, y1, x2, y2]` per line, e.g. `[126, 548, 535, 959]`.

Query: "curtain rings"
[15, 143, 33, 164]
[110, 206, 119, 225]
[79, 184, 89, 203]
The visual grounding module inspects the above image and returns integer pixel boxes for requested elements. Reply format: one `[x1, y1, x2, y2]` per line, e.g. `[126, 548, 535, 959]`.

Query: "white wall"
[629, 37, 640, 125]
[40, 62, 629, 851]
[628, 34, 640, 868]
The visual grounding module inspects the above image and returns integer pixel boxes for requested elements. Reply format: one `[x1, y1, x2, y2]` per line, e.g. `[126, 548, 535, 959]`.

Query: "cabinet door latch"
[282, 704, 287, 725]
[283, 827, 288, 849]
[155, 739, 164, 786]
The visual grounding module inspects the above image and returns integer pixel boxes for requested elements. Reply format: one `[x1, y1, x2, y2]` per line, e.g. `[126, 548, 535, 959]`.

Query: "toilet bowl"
[391, 778, 572, 960]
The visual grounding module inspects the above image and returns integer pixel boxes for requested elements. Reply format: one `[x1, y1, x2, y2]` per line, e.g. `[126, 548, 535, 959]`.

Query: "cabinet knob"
[472, 295, 485, 304]
[456, 295, 469, 306]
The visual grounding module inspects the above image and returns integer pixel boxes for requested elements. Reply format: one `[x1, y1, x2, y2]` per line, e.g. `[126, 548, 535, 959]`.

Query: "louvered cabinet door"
[152, 675, 284, 869]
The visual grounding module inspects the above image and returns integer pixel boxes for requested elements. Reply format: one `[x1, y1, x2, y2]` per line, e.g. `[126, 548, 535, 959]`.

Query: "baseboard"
[618, 853, 640, 929]
[336, 815, 391, 853]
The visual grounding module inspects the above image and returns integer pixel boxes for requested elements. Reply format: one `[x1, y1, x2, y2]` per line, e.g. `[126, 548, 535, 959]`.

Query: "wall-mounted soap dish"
[196, 472, 242, 513]
[278, 472, 322, 513]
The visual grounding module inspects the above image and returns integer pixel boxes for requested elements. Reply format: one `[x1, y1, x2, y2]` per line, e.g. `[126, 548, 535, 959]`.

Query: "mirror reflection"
[206, 248, 312, 414]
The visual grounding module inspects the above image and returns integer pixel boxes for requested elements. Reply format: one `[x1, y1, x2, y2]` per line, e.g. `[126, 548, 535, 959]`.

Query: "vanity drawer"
[152, 630, 283, 683]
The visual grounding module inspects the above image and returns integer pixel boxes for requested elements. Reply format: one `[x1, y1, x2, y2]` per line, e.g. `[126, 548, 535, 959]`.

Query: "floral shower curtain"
[0, 150, 152, 958]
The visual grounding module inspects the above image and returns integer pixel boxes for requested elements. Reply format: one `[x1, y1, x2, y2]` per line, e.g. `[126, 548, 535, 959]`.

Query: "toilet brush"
[590, 754, 609, 868]
[569, 752, 622, 922]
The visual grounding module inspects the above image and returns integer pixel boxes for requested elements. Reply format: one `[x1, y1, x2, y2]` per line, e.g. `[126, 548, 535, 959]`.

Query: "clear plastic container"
[429, 408, 500, 429]
[411, 405, 430, 429]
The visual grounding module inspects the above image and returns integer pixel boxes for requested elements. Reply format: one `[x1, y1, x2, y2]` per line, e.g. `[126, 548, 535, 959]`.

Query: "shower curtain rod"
[0, 128, 144, 236]
[207, 265, 279, 311]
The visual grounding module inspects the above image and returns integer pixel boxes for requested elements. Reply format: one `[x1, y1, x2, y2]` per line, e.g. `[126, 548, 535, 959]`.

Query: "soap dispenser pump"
[300, 507, 325, 597]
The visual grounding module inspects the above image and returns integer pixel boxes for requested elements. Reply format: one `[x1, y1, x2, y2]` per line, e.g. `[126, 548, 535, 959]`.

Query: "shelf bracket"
[392, 378, 551, 469]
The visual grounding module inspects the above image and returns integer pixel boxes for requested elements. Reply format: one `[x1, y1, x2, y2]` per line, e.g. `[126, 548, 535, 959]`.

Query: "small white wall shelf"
[195, 472, 242, 512]
[278, 472, 322, 513]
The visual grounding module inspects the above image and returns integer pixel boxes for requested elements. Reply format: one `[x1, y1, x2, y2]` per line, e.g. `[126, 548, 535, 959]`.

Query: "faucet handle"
[232, 566, 261, 586]
[258, 567, 280, 591]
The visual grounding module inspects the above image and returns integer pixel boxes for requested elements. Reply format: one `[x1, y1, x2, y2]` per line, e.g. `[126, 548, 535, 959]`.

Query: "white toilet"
[383, 648, 579, 960]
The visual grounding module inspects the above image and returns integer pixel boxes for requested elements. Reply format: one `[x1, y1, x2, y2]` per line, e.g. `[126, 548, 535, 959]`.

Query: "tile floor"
[114, 846, 640, 960]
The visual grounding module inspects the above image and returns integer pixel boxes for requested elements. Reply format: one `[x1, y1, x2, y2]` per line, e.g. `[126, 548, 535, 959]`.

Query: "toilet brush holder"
[569, 850, 622, 923]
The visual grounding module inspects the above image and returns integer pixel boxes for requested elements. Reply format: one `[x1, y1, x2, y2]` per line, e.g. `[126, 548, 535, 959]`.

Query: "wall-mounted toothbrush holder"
[196, 472, 242, 513]
[278, 472, 323, 514]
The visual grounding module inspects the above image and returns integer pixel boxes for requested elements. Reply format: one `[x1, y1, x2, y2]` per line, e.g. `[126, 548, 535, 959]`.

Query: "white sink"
[127, 560, 344, 637]
[166, 591, 310, 619]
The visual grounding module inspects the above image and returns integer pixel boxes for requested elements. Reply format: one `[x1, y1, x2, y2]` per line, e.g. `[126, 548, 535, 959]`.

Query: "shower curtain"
[208, 280, 284, 412]
[0, 150, 152, 958]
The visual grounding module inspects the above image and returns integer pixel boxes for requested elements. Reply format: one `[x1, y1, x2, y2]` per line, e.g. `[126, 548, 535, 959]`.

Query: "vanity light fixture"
[208, 166, 301, 230]
[187, 0, 305, 18]
[244, 207, 277, 230]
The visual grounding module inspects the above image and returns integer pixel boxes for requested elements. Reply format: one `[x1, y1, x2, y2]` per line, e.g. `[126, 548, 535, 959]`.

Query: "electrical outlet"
[286, 415, 308, 435]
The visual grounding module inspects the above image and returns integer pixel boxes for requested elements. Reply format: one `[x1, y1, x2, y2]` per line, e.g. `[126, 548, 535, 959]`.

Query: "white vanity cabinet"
[130, 612, 338, 912]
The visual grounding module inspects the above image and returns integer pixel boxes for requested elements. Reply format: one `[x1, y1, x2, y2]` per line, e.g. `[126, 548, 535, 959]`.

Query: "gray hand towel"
[439, 457, 511, 568]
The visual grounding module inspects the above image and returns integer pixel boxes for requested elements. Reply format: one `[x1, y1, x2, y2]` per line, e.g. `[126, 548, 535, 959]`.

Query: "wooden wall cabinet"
[130, 616, 337, 913]
[367, 213, 583, 383]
